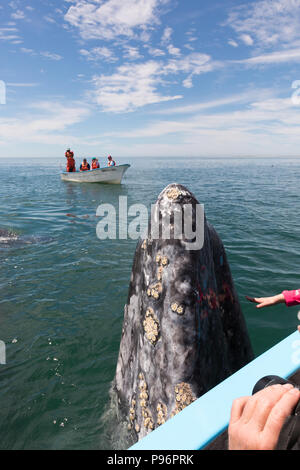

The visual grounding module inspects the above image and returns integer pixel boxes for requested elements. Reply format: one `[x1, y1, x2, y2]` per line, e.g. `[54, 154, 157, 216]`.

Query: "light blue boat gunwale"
[130, 330, 300, 451]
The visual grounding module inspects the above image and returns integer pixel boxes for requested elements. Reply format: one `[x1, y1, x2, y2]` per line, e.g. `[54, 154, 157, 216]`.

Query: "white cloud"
[0, 26, 21, 43]
[7, 82, 38, 87]
[80, 46, 117, 62]
[147, 46, 165, 57]
[0, 101, 91, 146]
[228, 39, 238, 48]
[102, 93, 300, 156]
[226, 0, 300, 49]
[240, 33, 254, 46]
[154, 89, 273, 115]
[238, 47, 300, 65]
[65, 0, 170, 41]
[40, 51, 63, 61]
[182, 76, 193, 88]
[184, 43, 195, 51]
[123, 45, 142, 60]
[20, 47, 36, 55]
[11, 9, 25, 20]
[161, 26, 172, 44]
[90, 52, 215, 112]
[20, 48, 64, 61]
[91, 61, 182, 113]
[164, 53, 215, 77]
[167, 44, 181, 56]
[44, 16, 56, 24]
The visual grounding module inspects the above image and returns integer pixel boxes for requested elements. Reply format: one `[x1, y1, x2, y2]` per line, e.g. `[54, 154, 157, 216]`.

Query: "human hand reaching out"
[245, 294, 285, 309]
[246, 294, 300, 332]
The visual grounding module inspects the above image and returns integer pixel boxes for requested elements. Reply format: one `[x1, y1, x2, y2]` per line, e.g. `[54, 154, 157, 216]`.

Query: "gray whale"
[112, 183, 253, 444]
[0, 228, 51, 247]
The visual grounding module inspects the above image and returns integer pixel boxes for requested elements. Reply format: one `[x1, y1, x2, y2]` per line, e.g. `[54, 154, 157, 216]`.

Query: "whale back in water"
[0, 229, 19, 245]
[0, 228, 50, 247]
[113, 183, 253, 443]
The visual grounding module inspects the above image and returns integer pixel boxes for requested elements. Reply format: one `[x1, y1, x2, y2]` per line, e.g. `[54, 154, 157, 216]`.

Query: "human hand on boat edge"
[246, 293, 300, 333]
[228, 383, 300, 450]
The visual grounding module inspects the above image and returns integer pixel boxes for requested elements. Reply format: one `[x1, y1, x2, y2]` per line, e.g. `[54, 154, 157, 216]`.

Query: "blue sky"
[1, 0, 300, 158]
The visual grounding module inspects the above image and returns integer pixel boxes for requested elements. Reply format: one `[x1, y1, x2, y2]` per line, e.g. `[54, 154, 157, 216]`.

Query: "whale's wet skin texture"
[0, 229, 19, 245]
[0, 228, 50, 247]
[111, 183, 254, 446]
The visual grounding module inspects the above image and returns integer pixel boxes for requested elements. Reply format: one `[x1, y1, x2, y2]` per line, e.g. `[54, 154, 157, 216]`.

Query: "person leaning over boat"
[80, 159, 90, 172]
[92, 158, 100, 170]
[108, 155, 116, 167]
[246, 289, 300, 332]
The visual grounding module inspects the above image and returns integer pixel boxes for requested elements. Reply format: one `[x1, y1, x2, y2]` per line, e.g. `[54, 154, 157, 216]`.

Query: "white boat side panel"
[61, 164, 130, 184]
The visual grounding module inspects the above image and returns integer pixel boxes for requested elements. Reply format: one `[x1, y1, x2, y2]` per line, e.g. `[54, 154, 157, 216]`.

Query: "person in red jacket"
[65, 149, 76, 172]
[80, 159, 90, 171]
[246, 290, 300, 332]
[92, 158, 100, 169]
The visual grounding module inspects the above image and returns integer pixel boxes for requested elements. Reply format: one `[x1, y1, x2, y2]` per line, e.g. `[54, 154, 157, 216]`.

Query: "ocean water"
[0, 156, 299, 450]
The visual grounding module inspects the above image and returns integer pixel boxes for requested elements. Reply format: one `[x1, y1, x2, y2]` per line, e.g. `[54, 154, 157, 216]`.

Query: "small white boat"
[61, 164, 130, 184]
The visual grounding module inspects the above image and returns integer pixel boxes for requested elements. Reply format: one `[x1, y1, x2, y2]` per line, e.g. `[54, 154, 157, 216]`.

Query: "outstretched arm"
[246, 290, 300, 332]
[245, 293, 285, 309]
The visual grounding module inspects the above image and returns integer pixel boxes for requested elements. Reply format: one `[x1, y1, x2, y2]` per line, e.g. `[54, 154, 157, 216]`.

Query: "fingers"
[245, 296, 268, 307]
[256, 301, 268, 309]
[229, 385, 300, 450]
[250, 384, 294, 431]
[264, 386, 300, 443]
[245, 296, 263, 304]
[230, 396, 249, 424]
[238, 385, 287, 428]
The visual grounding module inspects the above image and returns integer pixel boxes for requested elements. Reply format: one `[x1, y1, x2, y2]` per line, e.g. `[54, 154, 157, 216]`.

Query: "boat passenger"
[65, 149, 76, 172]
[80, 159, 90, 172]
[92, 158, 100, 170]
[108, 155, 116, 167]
[65, 149, 74, 159]
[66, 155, 76, 173]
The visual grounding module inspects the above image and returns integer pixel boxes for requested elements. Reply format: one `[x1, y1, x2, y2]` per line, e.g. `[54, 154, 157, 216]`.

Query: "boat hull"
[61, 164, 130, 184]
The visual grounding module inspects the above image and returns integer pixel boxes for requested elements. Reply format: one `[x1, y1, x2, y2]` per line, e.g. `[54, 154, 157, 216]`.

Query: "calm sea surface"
[0, 156, 299, 449]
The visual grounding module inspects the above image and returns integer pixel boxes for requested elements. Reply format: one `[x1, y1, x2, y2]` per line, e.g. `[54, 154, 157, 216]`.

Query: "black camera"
[253, 375, 300, 395]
